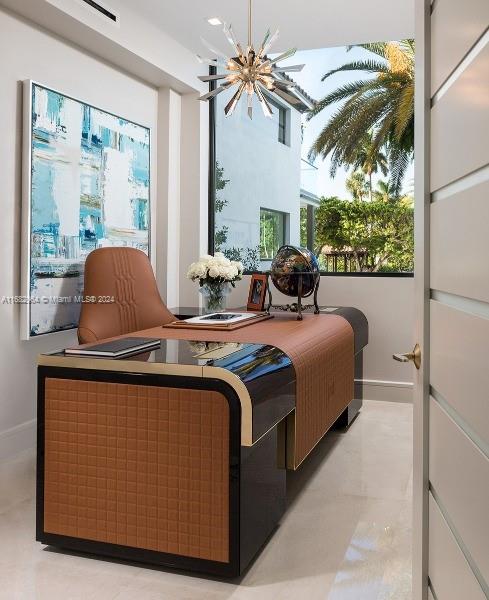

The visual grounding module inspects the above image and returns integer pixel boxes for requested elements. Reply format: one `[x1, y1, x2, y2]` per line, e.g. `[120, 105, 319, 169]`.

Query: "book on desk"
[65, 337, 160, 357]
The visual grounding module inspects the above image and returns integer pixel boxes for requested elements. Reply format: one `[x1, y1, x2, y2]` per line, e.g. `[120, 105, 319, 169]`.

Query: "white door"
[407, 1, 489, 598]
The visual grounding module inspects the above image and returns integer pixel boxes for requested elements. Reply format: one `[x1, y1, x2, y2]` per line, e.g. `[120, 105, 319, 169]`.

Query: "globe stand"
[265, 272, 320, 321]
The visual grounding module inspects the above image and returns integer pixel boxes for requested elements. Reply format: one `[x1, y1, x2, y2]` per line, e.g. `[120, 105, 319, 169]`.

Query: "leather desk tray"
[163, 313, 273, 331]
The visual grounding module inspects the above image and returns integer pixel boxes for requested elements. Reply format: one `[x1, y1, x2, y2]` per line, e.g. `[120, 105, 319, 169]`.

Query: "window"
[209, 42, 414, 276]
[267, 97, 288, 144]
[260, 209, 287, 260]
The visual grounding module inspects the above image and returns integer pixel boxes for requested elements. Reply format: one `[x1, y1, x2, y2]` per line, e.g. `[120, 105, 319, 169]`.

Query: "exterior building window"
[260, 208, 287, 260]
[268, 97, 288, 145]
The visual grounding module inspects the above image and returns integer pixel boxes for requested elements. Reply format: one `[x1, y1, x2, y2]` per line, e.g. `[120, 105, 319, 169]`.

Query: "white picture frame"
[21, 80, 151, 339]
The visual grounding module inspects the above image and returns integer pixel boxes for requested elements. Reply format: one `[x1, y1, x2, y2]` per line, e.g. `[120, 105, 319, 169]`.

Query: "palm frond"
[355, 42, 389, 59]
[320, 60, 389, 82]
[308, 39, 415, 192]
[307, 80, 373, 120]
[394, 84, 414, 141]
[388, 143, 412, 195]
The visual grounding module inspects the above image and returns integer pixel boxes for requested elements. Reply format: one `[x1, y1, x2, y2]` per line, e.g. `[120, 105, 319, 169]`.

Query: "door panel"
[429, 397, 489, 582]
[430, 301, 489, 445]
[431, 180, 489, 302]
[429, 494, 486, 600]
[431, 0, 489, 94]
[415, 1, 489, 597]
[430, 43, 489, 192]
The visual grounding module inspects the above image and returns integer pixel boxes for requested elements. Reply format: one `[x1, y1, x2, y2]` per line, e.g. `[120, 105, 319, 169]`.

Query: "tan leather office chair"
[77, 247, 175, 344]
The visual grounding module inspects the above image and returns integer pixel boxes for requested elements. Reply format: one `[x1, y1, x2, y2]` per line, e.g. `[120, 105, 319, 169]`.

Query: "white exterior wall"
[215, 92, 302, 269]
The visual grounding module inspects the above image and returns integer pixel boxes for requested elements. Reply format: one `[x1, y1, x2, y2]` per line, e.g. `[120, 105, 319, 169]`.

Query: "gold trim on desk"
[38, 354, 204, 378]
[38, 354, 255, 447]
[202, 366, 254, 446]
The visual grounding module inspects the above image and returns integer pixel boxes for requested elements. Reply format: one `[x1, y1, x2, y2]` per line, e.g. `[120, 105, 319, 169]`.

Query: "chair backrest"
[77, 247, 175, 343]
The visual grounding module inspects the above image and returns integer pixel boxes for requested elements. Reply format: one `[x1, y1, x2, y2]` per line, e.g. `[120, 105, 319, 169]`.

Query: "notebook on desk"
[164, 312, 273, 331]
[65, 337, 161, 357]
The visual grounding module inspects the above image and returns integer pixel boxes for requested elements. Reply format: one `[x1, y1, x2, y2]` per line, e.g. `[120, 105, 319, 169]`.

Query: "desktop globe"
[270, 245, 320, 297]
[268, 245, 321, 320]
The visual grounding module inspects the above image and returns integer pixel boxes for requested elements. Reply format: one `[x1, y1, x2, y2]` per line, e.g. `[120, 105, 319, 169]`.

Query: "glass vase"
[199, 282, 231, 314]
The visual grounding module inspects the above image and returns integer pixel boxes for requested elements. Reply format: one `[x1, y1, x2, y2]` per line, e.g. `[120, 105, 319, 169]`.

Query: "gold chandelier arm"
[272, 64, 305, 73]
[196, 55, 218, 66]
[224, 83, 246, 116]
[200, 36, 229, 61]
[257, 28, 280, 59]
[198, 73, 230, 82]
[269, 48, 298, 66]
[254, 83, 274, 117]
[247, 89, 253, 119]
[198, 81, 234, 102]
[223, 23, 245, 59]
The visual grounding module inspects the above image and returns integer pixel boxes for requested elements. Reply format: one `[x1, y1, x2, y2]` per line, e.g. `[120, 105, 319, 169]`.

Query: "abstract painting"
[22, 81, 150, 338]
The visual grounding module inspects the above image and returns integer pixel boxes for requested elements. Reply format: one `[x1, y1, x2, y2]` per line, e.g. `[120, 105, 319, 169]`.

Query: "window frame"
[207, 67, 414, 278]
[266, 95, 288, 145]
[259, 207, 288, 262]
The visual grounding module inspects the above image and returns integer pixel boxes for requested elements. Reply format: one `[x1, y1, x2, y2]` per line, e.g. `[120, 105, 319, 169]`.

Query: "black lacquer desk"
[37, 308, 367, 577]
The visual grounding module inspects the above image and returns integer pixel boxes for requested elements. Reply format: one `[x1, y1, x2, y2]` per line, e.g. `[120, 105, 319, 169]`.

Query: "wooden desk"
[36, 308, 367, 577]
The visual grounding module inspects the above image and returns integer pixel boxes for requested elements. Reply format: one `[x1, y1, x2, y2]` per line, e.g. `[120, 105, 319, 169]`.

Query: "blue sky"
[280, 45, 415, 199]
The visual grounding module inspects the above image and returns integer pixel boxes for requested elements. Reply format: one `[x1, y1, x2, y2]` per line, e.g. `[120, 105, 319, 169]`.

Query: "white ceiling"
[117, 0, 414, 56]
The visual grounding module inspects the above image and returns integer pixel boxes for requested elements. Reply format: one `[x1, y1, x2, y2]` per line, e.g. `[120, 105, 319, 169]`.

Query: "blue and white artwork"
[27, 82, 150, 337]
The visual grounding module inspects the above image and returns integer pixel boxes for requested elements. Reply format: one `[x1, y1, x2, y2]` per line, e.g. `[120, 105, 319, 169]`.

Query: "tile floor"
[0, 400, 413, 600]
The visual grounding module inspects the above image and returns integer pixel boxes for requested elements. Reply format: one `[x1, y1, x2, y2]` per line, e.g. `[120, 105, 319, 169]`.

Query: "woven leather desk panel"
[132, 313, 354, 468]
[43, 378, 229, 563]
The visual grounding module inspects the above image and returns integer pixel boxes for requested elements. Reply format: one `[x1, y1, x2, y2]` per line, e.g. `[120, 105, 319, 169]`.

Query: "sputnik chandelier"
[197, 0, 304, 118]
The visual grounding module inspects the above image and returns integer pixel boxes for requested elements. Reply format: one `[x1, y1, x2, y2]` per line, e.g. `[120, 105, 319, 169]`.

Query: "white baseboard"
[0, 419, 36, 461]
[0, 447, 36, 514]
[0, 421, 37, 513]
[357, 379, 413, 403]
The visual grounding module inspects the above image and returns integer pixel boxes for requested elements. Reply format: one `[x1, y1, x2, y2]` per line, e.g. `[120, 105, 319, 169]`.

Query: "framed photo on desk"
[247, 274, 267, 311]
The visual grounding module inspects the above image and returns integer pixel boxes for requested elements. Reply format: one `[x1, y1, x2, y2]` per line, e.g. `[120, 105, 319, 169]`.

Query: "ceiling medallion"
[197, 0, 304, 118]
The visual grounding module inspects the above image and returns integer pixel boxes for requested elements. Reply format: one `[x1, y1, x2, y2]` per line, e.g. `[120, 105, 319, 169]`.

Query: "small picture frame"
[247, 274, 267, 311]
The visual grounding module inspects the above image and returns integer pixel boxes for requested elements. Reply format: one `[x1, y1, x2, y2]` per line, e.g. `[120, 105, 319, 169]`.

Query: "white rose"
[216, 265, 228, 279]
[187, 262, 198, 280]
[232, 261, 244, 275]
[193, 261, 207, 278]
[208, 266, 220, 279]
[227, 265, 239, 280]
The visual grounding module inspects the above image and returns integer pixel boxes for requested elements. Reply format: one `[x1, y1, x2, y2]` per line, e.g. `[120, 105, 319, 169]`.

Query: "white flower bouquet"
[187, 252, 243, 287]
[187, 252, 244, 312]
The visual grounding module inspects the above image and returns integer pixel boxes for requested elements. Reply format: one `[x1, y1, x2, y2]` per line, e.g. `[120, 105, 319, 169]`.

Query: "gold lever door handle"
[393, 343, 421, 370]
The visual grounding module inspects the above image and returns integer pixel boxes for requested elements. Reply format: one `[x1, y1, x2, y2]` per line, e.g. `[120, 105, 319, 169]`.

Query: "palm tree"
[346, 171, 369, 201]
[308, 40, 414, 194]
[351, 132, 388, 201]
[374, 179, 394, 202]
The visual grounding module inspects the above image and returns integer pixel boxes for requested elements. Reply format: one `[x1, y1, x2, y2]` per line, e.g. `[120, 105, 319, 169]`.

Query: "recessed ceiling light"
[207, 17, 222, 26]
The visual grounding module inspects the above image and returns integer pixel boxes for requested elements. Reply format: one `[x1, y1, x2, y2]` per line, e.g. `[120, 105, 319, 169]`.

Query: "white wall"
[226, 275, 415, 402]
[0, 5, 209, 460]
[0, 3, 415, 465]
[0, 8, 159, 458]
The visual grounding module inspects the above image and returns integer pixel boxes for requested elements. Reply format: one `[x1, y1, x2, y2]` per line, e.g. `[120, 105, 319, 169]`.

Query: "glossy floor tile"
[0, 400, 413, 600]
